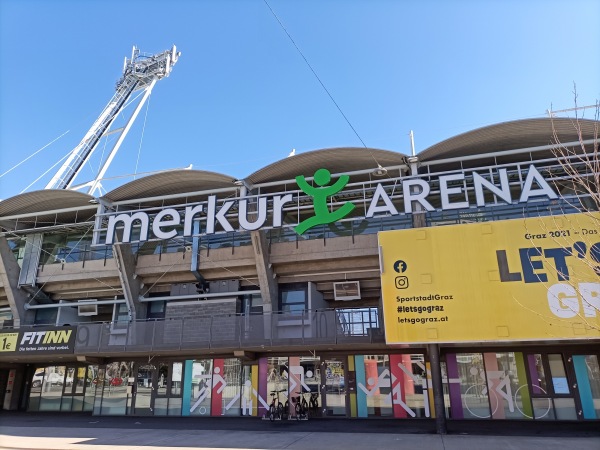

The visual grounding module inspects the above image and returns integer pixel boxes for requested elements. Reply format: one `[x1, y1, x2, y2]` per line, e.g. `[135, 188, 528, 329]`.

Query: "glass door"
[323, 357, 347, 416]
[153, 362, 184, 416]
[134, 364, 156, 415]
[61, 365, 89, 411]
[526, 353, 579, 420]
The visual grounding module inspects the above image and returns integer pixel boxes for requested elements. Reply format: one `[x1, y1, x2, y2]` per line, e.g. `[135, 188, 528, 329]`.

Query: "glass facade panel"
[39, 366, 65, 412]
[287, 356, 320, 419]
[60, 396, 73, 411]
[441, 361, 451, 419]
[84, 366, 96, 412]
[100, 362, 133, 415]
[157, 363, 169, 397]
[72, 396, 84, 412]
[18, 351, 598, 421]
[553, 397, 577, 420]
[73, 367, 86, 395]
[171, 363, 183, 396]
[267, 357, 289, 417]
[27, 364, 97, 413]
[240, 365, 256, 416]
[27, 367, 44, 411]
[394, 354, 428, 418]
[168, 397, 182, 416]
[532, 397, 555, 420]
[456, 353, 490, 419]
[301, 356, 321, 417]
[190, 359, 212, 416]
[529, 354, 548, 394]
[445, 351, 594, 421]
[358, 355, 392, 417]
[573, 355, 600, 420]
[485, 352, 531, 419]
[154, 397, 168, 416]
[93, 367, 106, 415]
[221, 358, 242, 416]
[548, 354, 570, 395]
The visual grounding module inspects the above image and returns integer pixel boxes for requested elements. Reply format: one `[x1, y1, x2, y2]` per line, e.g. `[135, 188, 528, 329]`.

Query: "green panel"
[573, 355, 597, 419]
[515, 352, 533, 418]
[354, 355, 368, 418]
[181, 360, 193, 416]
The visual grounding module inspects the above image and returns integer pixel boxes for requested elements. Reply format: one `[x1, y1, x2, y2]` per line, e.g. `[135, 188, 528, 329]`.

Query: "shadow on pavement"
[1, 411, 599, 438]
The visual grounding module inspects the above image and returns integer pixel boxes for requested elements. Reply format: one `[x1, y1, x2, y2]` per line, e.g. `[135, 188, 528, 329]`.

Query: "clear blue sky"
[1, 0, 598, 200]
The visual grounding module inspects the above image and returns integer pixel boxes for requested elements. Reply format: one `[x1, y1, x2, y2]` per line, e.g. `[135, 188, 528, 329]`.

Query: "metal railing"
[73, 307, 383, 354]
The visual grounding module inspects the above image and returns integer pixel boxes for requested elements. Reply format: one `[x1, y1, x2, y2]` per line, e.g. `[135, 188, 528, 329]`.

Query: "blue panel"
[573, 355, 596, 419]
[181, 360, 193, 416]
[355, 355, 368, 418]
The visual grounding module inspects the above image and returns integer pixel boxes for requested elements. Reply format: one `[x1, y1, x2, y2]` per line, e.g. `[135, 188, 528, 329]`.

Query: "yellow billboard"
[379, 212, 600, 344]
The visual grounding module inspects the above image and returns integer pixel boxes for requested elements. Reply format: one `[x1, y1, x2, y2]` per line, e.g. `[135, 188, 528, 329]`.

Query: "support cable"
[0, 130, 70, 180]
[263, 0, 383, 169]
[134, 93, 152, 180]
[20, 152, 72, 193]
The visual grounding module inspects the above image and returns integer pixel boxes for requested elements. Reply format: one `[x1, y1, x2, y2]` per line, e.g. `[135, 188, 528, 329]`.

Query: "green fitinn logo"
[294, 168, 355, 234]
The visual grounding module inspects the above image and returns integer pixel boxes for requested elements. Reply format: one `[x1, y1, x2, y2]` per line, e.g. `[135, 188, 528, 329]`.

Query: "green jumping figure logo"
[295, 168, 355, 235]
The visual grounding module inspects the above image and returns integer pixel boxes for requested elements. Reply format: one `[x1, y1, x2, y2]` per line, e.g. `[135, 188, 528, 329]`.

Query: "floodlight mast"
[44, 45, 181, 193]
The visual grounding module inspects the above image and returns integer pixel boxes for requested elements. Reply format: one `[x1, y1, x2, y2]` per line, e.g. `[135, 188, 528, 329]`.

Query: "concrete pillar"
[251, 230, 277, 340]
[239, 183, 278, 314]
[238, 181, 278, 338]
[428, 344, 447, 434]
[0, 237, 35, 327]
[112, 242, 145, 321]
[409, 159, 446, 434]
[251, 230, 277, 314]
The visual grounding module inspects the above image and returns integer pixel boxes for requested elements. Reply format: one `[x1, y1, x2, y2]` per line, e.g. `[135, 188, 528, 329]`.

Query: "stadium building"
[0, 117, 598, 426]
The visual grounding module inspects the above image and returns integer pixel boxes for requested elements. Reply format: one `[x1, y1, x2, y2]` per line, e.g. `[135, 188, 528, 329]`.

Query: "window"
[113, 303, 129, 323]
[34, 308, 57, 325]
[147, 301, 166, 320]
[279, 283, 307, 315]
[0, 309, 13, 327]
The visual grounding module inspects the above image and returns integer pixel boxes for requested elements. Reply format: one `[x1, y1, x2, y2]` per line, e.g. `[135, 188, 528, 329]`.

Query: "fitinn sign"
[94, 165, 557, 246]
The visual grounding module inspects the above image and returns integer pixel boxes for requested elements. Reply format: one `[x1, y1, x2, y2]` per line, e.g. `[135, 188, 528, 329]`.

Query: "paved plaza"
[1, 413, 599, 450]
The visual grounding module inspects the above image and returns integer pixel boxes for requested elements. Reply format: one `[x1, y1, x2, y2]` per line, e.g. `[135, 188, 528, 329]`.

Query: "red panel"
[211, 359, 225, 416]
[390, 354, 407, 418]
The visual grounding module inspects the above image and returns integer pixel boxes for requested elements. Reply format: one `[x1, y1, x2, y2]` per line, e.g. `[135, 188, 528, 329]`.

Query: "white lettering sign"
[97, 166, 558, 245]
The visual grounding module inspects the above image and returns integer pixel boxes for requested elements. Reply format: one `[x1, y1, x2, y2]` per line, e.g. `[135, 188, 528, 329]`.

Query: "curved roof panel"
[102, 170, 237, 203]
[419, 118, 599, 162]
[0, 190, 95, 218]
[247, 147, 408, 185]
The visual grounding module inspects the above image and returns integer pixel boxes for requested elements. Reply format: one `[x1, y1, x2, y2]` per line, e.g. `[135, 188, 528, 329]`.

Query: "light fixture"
[372, 165, 387, 177]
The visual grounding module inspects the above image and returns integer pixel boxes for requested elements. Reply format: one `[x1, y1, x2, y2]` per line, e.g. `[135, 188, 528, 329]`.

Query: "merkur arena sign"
[96, 165, 557, 246]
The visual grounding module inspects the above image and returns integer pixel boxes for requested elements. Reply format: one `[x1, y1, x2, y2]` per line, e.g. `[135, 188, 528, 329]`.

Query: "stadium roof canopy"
[101, 169, 237, 205]
[247, 147, 408, 187]
[419, 117, 598, 162]
[0, 190, 96, 227]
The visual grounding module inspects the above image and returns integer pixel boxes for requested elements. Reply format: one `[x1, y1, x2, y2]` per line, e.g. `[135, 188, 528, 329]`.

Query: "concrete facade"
[0, 118, 598, 427]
